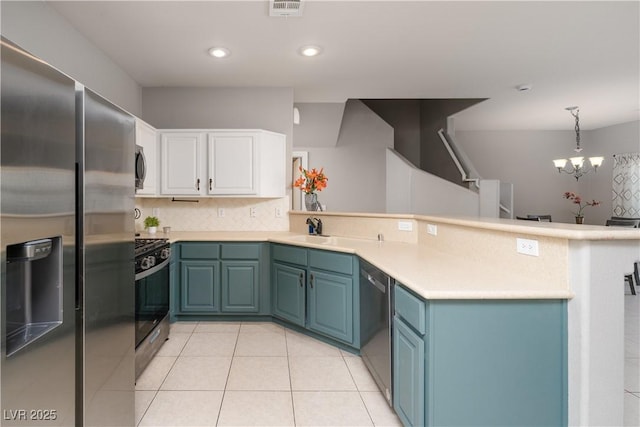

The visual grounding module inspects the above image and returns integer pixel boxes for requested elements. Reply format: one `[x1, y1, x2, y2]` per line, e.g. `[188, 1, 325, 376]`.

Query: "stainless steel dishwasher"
[359, 259, 394, 405]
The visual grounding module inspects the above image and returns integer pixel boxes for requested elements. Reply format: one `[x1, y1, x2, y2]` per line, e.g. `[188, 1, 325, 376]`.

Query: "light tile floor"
[135, 321, 402, 426]
[136, 298, 640, 427]
[626, 293, 640, 426]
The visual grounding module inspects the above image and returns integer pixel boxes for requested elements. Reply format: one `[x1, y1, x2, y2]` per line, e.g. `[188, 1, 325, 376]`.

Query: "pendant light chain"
[570, 108, 581, 151]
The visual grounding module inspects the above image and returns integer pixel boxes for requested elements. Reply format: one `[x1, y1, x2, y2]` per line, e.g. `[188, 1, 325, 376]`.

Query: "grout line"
[136, 389, 159, 427]
[284, 327, 298, 427]
[214, 323, 240, 426]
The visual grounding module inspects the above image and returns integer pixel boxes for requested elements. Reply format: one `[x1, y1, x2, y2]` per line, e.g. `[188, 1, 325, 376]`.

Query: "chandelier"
[553, 106, 604, 181]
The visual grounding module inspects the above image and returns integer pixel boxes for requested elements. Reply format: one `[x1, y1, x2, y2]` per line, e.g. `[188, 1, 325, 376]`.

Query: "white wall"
[456, 122, 640, 225]
[1, 1, 142, 116]
[294, 99, 393, 213]
[386, 149, 479, 216]
[293, 103, 345, 147]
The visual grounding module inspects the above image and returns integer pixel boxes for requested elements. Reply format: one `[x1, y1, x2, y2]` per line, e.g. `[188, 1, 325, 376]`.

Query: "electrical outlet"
[427, 224, 437, 236]
[152, 208, 159, 217]
[250, 207, 257, 218]
[516, 238, 539, 257]
[217, 208, 225, 217]
[397, 221, 413, 232]
[275, 207, 283, 218]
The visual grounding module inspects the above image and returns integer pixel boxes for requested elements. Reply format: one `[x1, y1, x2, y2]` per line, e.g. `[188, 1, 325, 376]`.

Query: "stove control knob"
[140, 256, 156, 270]
[160, 248, 171, 260]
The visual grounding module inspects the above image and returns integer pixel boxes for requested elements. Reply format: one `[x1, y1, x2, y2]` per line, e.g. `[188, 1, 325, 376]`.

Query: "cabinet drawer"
[308, 249, 353, 275]
[395, 284, 426, 335]
[180, 243, 220, 259]
[221, 243, 260, 260]
[272, 244, 307, 266]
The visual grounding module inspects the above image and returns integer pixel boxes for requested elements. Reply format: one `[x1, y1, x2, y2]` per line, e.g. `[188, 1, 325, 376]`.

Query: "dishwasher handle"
[361, 268, 387, 293]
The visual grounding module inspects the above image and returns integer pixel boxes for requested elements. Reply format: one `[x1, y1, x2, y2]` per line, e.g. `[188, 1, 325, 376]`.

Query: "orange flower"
[294, 166, 328, 194]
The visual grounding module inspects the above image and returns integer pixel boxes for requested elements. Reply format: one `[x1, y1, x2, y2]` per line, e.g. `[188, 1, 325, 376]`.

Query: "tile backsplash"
[135, 197, 290, 232]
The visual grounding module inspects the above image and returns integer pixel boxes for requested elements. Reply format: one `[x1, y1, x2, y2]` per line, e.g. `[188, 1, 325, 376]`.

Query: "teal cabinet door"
[307, 269, 353, 344]
[272, 262, 306, 327]
[393, 315, 425, 427]
[221, 260, 259, 313]
[180, 260, 220, 312]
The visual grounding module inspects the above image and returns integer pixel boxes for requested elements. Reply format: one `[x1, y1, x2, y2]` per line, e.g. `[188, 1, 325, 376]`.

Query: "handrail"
[437, 129, 479, 188]
[499, 204, 511, 214]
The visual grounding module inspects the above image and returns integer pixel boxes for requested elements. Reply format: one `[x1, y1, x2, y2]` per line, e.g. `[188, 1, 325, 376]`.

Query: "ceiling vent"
[270, 0, 304, 17]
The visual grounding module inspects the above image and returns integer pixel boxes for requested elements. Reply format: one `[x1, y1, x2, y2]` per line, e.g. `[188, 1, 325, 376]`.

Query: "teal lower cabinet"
[308, 269, 353, 343]
[393, 314, 425, 427]
[272, 262, 306, 326]
[173, 242, 268, 318]
[221, 261, 259, 313]
[271, 244, 359, 347]
[393, 284, 567, 427]
[180, 260, 220, 312]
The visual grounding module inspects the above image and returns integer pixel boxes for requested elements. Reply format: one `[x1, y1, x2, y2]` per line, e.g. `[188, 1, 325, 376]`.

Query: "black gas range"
[134, 237, 171, 379]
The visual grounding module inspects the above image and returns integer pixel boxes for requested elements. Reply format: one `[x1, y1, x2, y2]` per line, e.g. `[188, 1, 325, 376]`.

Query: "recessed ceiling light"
[515, 84, 532, 92]
[208, 47, 230, 58]
[299, 45, 323, 57]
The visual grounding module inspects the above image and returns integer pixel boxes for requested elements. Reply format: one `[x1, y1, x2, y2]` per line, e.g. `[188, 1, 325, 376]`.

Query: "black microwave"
[135, 145, 146, 191]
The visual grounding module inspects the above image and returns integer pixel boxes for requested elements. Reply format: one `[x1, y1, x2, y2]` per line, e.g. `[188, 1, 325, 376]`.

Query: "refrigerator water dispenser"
[5, 237, 63, 356]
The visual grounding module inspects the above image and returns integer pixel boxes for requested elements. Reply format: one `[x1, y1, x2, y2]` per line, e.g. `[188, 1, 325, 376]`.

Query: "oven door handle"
[135, 257, 170, 281]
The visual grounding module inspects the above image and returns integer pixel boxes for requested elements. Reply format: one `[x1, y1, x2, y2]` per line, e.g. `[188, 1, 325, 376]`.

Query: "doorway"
[292, 151, 308, 211]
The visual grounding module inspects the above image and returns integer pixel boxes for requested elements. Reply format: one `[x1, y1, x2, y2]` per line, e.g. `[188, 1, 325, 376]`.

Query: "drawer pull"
[209, 178, 213, 191]
[310, 274, 314, 288]
[196, 178, 200, 191]
[299, 272, 304, 287]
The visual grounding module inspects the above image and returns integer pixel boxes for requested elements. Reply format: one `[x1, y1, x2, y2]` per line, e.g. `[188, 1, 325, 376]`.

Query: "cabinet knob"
[196, 179, 200, 191]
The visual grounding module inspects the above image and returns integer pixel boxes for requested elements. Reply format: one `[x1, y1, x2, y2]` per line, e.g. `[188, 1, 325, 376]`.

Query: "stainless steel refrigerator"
[1, 37, 135, 426]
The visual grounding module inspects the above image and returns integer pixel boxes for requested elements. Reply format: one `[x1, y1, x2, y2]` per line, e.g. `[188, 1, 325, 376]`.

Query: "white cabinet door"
[207, 133, 257, 195]
[160, 132, 203, 195]
[135, 119, 157, 196]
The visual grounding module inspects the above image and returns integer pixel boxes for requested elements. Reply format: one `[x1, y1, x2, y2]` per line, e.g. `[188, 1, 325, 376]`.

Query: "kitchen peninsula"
[157, 211, 639, 427]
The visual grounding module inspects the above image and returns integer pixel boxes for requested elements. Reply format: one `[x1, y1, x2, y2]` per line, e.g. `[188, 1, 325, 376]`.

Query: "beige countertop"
[289, 211, 640, 240]
[158, 230, 574, 300]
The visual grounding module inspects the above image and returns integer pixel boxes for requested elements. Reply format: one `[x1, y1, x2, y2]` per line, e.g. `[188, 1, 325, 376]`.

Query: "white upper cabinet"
[160, 132, 202, 195]
[135, 118, 158, 196]
[207, 132, 256, 195]
[158, 129, 285, 198]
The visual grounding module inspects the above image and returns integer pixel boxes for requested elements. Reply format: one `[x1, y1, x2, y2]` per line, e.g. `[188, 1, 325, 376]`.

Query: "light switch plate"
[516, 238, 539, 256]
[217, 208, 225, 217]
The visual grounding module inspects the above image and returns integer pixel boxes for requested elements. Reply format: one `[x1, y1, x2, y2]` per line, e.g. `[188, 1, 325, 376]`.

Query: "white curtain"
[612, 152, 640, 217]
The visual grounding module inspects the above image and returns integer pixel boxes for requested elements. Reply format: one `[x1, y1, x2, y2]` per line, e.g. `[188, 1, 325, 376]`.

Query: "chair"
[624, 262, 639, 295]
[528, 214, 552, 222]
[605, 218, 640, 228]
[516, 215, 552, 222]
[516, 216, 540, 221]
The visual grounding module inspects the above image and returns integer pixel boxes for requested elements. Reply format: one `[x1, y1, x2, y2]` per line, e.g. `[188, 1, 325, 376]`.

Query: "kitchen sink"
[289, 235, 337, 245]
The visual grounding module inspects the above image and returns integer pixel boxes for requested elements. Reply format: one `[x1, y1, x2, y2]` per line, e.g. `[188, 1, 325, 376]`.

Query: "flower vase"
[575, 216, 584, 224]
[305, 193, 319, 211]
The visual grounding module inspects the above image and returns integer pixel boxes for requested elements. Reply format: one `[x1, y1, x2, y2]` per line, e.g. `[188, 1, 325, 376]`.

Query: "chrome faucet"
[306, 217, 323, 235]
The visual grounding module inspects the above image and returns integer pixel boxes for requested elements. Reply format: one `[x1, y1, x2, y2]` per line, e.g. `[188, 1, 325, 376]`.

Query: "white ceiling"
[49, 1, 639, 131]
